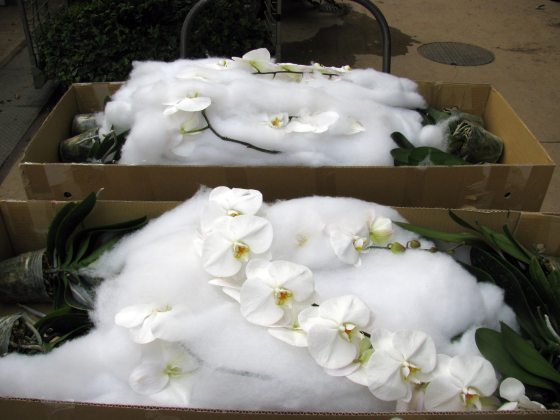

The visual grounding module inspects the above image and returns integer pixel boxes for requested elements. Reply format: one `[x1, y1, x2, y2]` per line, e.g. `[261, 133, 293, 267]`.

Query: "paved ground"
[0, 0, 558, 212]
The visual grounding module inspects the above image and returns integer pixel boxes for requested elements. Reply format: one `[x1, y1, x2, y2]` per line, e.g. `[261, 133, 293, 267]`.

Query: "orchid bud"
[389, 242, 406, 254]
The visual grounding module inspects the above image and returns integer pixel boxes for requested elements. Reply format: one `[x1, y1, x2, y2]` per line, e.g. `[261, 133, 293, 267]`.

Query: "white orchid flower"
[208, 274, 245, 303]
[298, 295, 371, 370]
[208, 186, 263, 218]
[268, 326, 309, 347]
[163, 94, 211, 116]
[240, 259, 314, 327]
[179, 112, 207, 136]
[369, 216, 393, 244]
[365, 329, 437, 403]
[285, 111, 339, 134]
[232, 48, 278, 73]
[265, 112, 290, 129]
[324, 336, 373, 386]
[201, 215, 273, 277]
[115, 303, 189, 344]
[424, 354, 498, 411]
[129, 342, 198, 404]
[327, 222, 371, 266]
[498, 377, 546, 411]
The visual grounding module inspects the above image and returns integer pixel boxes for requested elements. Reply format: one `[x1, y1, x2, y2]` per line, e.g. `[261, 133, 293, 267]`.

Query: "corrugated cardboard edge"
[0, 397, 559, 419]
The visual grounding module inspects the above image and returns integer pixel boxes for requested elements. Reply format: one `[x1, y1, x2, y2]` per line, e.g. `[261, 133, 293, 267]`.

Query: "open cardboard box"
[1, 198, 560, 419]
[19, 82, 554, 211]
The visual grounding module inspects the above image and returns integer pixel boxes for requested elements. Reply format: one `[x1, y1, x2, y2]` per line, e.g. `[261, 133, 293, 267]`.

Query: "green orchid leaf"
[391, 148, 411, 166]
[457, 261, 495, 284]
[503, 224, 533, 261]
[394, 221, 480, 244]
[35, 306, 92, 342]
[470, 247, 547, 346]
[74, 216, 147, 267]
[477, 224, 531, 264]
[64, 272, 95, 310]
[46, 202, 76, 266]
[390, 132, 415, 149]
[501, 322, 560, 384]
[424, 106, 451, 124]
[42, 324, 91, 353]
[52, 273, 67, 310]
[448, 210, 479, 232]
[475, 327, 557, 391]
[530, 257, 560, 321]
[391, 146, 469, 167]
[56, 193, 96, 268]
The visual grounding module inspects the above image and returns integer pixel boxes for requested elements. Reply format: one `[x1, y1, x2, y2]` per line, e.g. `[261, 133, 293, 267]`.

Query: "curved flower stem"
[201, 110, 280, 155]
[252, 70, 340, 80]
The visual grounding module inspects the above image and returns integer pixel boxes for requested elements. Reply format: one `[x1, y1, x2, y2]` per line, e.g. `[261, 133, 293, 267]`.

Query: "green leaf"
[394, 221, 480, 244]
[46, 202, 76, 266]
[448, 210, 478, 232]
[55, 193, 96, 267]
[390, 132, 415, 149]
[530, 257, 560, 321]
[475, 327, 557, 391]
[477, 224, 531, 264]
[501, 322, 560, 384]
[470, 247, 547, 346]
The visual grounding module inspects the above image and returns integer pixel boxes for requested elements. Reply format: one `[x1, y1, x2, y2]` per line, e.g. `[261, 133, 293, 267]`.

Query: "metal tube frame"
[180, 0, 391, 73]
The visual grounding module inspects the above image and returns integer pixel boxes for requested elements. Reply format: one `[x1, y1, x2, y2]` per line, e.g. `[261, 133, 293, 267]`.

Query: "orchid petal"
[268, 327, 308, 347]
[424, 374, 465, 411]
[222, 287, 241, 302]
[450, 355, 497, 396]
[319, 295, 370, 326]
[175, 96, 211, 112]
[240, 278, 284, 326]
[329, 229, 360, 265]
[268, 260, 314, 300]
[346, 368, 369, 386]
[209, 187, 263, 217]
[231, 215, 273, 253]
[129, 362, 169, 395]
[392, 330, 437, 373]
[370, 217, 393, 244]
[498, 401, 519, 411]
[130, 318, 158, 344]
[307, 324, 358, 369]
[149, 306, 190, 342]
[324, 362, 361, 377]
[367, 349, 411, 401]
[201, 232, 242, 277]
[242, 48, 271, 62]
[114, 303, 154, 328]
[499, 377, 525, 402]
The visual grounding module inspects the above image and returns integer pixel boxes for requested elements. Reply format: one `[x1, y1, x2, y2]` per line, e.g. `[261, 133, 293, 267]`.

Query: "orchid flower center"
[461, 386, 482, 410]
[227, 209, 241, 217]
[353, 237, 368, 252]
[164, 363, 183, 378]
[339, 322, 357, 341]
[232, 241, 251, 261]
[401, 361, 421, 382]
[274, 287, 293, 306]
[154, 304, 172, 314]
[270, 116, 284, 128]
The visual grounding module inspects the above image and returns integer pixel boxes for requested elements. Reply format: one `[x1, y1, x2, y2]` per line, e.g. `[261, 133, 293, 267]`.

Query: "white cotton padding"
[0, 190, 515, 412]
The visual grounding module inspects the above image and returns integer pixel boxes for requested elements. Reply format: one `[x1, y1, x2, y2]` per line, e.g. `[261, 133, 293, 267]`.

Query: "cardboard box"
[20, 82, 554, 210]
[1, 198, 560, 418]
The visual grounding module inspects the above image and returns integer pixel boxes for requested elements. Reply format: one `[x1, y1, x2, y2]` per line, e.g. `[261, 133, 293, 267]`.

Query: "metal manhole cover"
[418, 42, 494, 66]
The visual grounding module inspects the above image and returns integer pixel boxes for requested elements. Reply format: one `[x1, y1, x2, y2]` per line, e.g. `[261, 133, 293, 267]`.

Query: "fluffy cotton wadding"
[97, 50, 441, 166]
[0, 190, 516, 411]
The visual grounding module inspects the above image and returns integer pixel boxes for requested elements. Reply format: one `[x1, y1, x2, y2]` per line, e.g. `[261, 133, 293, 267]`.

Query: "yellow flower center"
[227, 209, 241, 217]
[339, 322, 357, 341]
[353, 237, 368, 252]
[274, 287, 293, 306]
[461, 387, 481, 409]
[270, 116, 284, 128]
[401, 361, 421, 382]
[296, 233, 309, 247]
[164, 364, 182, 377]
[232, 241, 250, 261]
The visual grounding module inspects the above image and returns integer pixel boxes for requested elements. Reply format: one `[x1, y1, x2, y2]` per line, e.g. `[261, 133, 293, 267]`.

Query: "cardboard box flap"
[0, 204, 14, 261]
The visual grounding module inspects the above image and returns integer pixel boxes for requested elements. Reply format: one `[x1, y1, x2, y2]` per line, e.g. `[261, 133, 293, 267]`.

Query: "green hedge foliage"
[36, 0, 272, 86]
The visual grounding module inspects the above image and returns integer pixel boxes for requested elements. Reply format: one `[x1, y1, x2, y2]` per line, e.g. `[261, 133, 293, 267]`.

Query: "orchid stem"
[201, 110, 280, 154]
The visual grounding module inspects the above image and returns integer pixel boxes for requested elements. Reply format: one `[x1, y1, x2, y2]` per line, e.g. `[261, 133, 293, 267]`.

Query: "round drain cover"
[418, 42, 494, 66]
